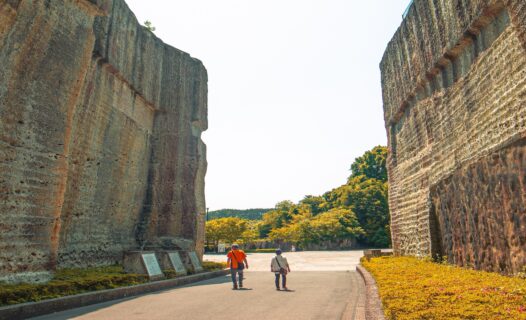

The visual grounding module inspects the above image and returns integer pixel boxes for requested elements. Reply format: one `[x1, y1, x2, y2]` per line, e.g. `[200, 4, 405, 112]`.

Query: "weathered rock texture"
[381, 0, 525, 273]
[0, 0, 207, 282]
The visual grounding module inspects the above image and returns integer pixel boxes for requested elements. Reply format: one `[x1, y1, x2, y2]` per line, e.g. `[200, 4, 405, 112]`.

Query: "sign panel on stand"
[142, 253, 163, 277]
[123, 251, 164, 280]
[188, 251, 204, 272]
[168, 252, 188, 275]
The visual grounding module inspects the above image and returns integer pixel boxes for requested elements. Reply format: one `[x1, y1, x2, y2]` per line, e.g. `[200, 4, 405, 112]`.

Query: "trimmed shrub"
[362, 256, 526, 320]
[202, 261, 227, 271]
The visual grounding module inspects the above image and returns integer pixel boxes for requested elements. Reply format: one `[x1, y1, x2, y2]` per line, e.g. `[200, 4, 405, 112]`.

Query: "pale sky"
[125, 0, 410, 210]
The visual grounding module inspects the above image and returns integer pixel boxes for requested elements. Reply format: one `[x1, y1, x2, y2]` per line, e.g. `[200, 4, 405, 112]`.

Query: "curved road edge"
[355, 265, 385, 320]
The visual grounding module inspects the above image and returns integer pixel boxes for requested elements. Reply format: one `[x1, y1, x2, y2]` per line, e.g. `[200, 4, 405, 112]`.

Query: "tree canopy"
[205, 146, 391, 250]
[205, 217, 247, 250]
[208, 208, 271, 220]
[349, 145, 388, 182]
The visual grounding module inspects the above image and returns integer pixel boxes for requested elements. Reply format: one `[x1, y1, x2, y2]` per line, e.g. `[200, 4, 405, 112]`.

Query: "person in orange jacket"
[227, 244, 249, 289]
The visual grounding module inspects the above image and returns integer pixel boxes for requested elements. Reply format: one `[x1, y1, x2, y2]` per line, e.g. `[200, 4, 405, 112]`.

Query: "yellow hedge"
[362, 256, 526, 320]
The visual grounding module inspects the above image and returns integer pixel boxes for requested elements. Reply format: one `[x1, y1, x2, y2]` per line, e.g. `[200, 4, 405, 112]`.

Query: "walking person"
[271, 248, 291, 291]
[227, 244, 248, 290]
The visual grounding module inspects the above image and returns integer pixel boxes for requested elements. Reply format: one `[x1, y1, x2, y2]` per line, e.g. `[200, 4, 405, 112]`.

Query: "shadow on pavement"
[181, 274, 232, 288]
[31, 274, 233, 320]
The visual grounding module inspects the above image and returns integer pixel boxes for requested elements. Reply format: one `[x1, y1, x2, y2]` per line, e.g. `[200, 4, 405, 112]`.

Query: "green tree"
[308, 208, 364, 243]
[319, 146, 390, 247]
[258, 200, 297, 238]
[240, 220, 259, 245]
[208, 208, 271, 220]
[205, 217, 247, 251]
[349, 146, 387, 182]
[299, 195, 326, 215]
[268, 225, 296, 243]
[341, 176, 390, 247]
[211, 145, 391, 249]
[268, 208, 364, 246]
[205, 219, 224, 251]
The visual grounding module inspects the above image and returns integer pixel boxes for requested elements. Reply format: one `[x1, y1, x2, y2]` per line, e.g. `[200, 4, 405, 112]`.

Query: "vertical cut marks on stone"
[0, 0, 208, 281]
[382, 0, 526, 272]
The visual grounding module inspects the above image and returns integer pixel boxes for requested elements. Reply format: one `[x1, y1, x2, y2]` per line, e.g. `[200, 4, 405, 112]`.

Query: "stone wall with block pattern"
[0, 0, 207, 282]
[381, 0, 525, 273]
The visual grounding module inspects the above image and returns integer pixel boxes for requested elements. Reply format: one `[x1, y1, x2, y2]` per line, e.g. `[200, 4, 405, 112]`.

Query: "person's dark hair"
[276, 248, 282, 255]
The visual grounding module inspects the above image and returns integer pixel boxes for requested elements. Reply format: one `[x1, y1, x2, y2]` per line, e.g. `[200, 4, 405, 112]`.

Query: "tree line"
[206, 146, 390, 250]
[207, 208, 272, 221]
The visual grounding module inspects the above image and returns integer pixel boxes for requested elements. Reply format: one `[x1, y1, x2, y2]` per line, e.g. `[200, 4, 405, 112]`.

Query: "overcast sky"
[125, 0, 410, 210]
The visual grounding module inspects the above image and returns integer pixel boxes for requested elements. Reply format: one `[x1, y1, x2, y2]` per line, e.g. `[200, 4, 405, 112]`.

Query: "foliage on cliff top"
[0, 266, 148, 306]
[362, 256, 526, 320]
[143, 20, 156, 32]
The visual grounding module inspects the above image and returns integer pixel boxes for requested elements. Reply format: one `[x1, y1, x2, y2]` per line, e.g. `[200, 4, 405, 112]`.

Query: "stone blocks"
[382, 0, 525, 273]
[0, 0, 207, 282]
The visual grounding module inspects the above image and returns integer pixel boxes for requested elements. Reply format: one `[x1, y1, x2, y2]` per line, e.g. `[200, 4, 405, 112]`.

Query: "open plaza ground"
[32, 251, 366, 320]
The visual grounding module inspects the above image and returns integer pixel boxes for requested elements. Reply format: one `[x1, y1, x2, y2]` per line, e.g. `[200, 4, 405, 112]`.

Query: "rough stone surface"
[0, 0, 207, 282]
[382, 0, 525, 273]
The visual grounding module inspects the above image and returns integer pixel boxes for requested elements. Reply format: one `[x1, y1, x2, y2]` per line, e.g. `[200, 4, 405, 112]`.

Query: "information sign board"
[188, 251, 203, 272]
[168, 252, 187, 275]
[142, 253, 163, 277]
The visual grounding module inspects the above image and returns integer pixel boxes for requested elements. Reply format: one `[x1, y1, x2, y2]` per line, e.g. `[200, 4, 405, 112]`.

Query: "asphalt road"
[32, 251, 366, 320]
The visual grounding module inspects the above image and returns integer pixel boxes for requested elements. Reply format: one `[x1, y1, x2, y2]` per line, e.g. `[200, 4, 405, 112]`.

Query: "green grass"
[0, 266, 148, 306]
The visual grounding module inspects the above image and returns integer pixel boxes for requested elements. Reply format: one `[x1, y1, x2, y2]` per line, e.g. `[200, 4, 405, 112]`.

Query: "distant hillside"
[208, 208, 272, 220]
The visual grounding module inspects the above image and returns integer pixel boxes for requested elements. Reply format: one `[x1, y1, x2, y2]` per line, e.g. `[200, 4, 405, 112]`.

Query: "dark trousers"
[275, 273, 286, 288]
[230, 268, 243, 286]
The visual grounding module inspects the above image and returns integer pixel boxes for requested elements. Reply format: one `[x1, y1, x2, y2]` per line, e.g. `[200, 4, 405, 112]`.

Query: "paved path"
[205, 250, 364, 271]
[32, 251, 366, 320]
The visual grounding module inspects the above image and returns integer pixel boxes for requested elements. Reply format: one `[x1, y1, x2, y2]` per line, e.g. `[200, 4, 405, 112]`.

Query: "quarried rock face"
[0, 0, 207, 282]
[430, 140, 525, 274]
[381, 0, 525, 273]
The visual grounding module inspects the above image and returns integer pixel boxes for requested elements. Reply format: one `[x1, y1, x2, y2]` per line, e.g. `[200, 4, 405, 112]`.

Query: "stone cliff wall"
[0, 0, 207, 282]
[381, 0, 525, 273]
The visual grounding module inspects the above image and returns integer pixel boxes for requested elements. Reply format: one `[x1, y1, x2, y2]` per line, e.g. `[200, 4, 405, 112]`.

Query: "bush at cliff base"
[202, 261, 228, 271]
[0, 266, 148, 306]
[0, 261, 229, 305]
[362, 256, 526, 320]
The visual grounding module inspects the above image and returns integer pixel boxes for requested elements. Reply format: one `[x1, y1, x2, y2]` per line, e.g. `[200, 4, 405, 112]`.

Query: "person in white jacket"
[270, 249, 291, 291]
